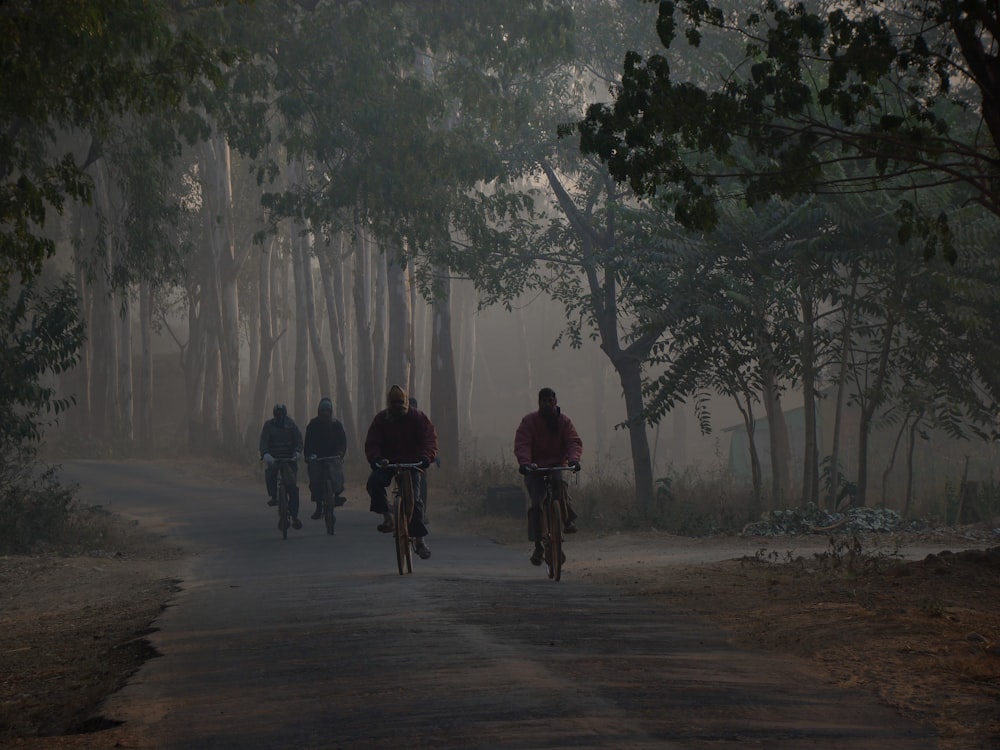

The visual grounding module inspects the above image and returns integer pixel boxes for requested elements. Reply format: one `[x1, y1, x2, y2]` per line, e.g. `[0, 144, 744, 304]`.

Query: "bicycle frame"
[271, 458, 297, 540]
[310, 456, 342, 536]
[529, 466, 578, 581]
[381, 462, 424, 575]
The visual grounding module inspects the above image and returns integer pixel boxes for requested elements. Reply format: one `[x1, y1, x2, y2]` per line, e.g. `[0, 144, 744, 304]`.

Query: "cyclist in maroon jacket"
[514, 387, 582, 566]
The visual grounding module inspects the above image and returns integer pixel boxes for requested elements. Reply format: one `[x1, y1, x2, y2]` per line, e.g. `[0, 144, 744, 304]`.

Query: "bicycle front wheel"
[395, 472, 414, 575]
[323, 480, 336, 535]
[277, 484, 289, 540]
[546, 493, 563, 581]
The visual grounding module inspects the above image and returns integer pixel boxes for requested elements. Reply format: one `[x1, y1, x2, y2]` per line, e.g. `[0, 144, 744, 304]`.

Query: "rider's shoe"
[415, 540, 432, 560]
[267, 496, 277, 507]
[334, 495, 347, 507]
[564, 521, 577, 534]
[530, 545, 544, 566]
[559, 550, 566, 566]
[292, 517, 303, 530]
[310, 505, 323, 520]
[377, 517, 394, 533]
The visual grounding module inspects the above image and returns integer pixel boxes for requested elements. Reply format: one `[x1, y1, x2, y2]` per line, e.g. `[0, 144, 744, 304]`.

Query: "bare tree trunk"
[373, 240, 388, 399]
[114, 286, 134, 443]
[246, 238, 277, 446]
[318, 243, 357, 443]
[89, 161, 119, 441]
[827, 273, 859, 510]
[454, 280, 476, 444]
[430, 263, 459, 470]
[291, 225, 310, 424]
[856, 314, 897, 507]
[760, 368, 791, 509]
[300, 234, 331, 405]
[70, 219, 92, 434]
[198, 132, 241, 448]
[797, 280, 819, 507]
[385, 244, 411, 390]
[137, 281, 153, 449]
[352, 216, 376, 425]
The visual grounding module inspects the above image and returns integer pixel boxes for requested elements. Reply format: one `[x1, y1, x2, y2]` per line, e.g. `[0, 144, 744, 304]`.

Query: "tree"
[578, 0, 997, 248]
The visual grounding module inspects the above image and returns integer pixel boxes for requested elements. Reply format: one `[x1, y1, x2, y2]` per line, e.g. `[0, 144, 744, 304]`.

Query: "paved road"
[61, 461, 936, 749]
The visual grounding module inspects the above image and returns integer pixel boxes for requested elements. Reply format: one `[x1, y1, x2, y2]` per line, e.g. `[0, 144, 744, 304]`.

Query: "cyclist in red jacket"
[514, 387, 582, 566]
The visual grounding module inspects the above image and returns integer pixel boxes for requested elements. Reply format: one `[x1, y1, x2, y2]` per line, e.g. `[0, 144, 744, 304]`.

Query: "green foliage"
[0, 446, 76, 554]
[579, 1, 998, 233]
[0, 279, 85, 452]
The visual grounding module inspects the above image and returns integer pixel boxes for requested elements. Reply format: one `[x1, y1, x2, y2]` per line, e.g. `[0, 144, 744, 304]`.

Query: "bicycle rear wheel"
[394, 472, 414, 575]
[546, 492, 563, 581]
[323, 480, 336, 535]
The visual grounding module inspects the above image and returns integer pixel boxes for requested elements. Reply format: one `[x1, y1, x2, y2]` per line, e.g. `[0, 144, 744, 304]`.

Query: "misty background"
[7, 0, 1000, 535]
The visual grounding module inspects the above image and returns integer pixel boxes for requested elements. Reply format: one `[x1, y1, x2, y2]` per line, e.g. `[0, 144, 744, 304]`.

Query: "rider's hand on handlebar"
[418, 456, 431, 469]
[519, 463, 537, 475]
[308, 453, 317, 462]
[262, 453, 274, 465]
[569, 461, 581, 472]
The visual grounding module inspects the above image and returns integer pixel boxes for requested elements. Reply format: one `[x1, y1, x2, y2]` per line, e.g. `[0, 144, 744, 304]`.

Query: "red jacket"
[514, 409, 582, 468]
[364, 407, 438, 464]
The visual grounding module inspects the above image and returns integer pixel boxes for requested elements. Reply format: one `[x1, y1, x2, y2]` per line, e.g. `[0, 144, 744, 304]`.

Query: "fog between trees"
[9, 1, 1000, 523]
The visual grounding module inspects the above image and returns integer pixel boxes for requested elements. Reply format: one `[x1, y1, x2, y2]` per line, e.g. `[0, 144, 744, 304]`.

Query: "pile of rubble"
[740, 503, 930, 537]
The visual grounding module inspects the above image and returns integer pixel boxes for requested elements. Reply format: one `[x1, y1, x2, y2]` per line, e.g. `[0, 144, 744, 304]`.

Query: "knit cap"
[387, 384, 408, 409]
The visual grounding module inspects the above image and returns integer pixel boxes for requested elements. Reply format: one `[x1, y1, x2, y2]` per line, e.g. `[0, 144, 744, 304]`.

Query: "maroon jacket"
[364, 407, 438, 464]
[514, 409, 583, 468]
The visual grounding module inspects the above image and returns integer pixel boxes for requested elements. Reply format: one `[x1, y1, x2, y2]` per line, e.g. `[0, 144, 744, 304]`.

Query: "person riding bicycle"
[364, 384, 438, 560]
[514, 387, 582, 566]
[304, 396, 348, 525]
[259, 403, 304, 530]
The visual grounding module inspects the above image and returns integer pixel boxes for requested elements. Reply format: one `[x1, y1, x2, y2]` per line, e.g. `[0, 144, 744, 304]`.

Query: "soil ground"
[2, 461, 999, 749]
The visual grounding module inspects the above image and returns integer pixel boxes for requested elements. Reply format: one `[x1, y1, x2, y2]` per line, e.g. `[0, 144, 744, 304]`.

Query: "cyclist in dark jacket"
[304, 396, 348, 523]
[259, 403, 304, 530]
[364, 384, 438, 559]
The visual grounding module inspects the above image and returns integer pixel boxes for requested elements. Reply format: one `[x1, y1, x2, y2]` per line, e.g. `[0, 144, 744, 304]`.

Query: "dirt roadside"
[1, 468, 998, 749]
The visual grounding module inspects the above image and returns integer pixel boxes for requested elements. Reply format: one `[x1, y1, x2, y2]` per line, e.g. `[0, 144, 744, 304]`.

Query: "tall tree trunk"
[373, 240, 388, 399]
[352, 215, 376, 426]
[300, 233, 331, 405]
[318, 244, 357, 444]
[88, 161, 118, 440]
[114, 286, 133, 443]
[385, 243, 411, 390]
[137, 281, 153, 449]
[856, 314, 897, 506]
[455, 280, 476, 444]
[430, 263, 459, 470]
[198, 132, 241, 448]
[613, 355, 654, 511]
[827, 270, 859, 510]
[760, 367, 791, 509]
[798, 280, 819, 507]
[291, 225, 310, 425]
[246, 238, 277, 447]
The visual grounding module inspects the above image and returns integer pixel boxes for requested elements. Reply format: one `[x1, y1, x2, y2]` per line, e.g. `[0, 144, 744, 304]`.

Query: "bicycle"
[381, 461, 425, 575]
[269, 458, 298, 540]
[309, 455, 345, 536]
[529, 465, 579, 581]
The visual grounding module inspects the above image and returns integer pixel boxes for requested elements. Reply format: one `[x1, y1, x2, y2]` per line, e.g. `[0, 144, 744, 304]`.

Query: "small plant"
[918, 597, 946, 618]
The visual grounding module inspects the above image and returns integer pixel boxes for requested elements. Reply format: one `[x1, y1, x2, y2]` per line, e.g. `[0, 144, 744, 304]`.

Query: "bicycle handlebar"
[379, 461, 425, 472]
[307, 455, 343, 463]
[526, 465, 580, 474]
